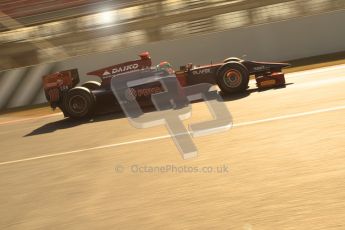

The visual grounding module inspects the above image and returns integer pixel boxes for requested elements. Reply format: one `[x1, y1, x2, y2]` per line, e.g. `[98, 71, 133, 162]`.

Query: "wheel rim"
[69, 95, 88, 115]
[223, 69, 242, 88]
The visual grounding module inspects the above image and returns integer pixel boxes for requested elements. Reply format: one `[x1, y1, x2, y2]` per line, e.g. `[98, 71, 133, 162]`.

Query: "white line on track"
[286, 64, 345, 78]
[247, 64, 345, 85]
[0, 104, 345, 166]
[0, 112, 62, 126]
[233, 105, 345, 127]
[0, 135, 170, 166]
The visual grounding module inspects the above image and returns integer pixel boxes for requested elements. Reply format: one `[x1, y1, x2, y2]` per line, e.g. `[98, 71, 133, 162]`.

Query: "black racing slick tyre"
[81, 81, 101, 90]
[63, 87, 95, 119]
[217, 62, 249, 94]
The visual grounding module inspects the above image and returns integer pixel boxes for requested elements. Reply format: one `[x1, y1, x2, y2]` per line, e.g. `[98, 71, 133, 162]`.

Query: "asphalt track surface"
[0, 65, 345, 230]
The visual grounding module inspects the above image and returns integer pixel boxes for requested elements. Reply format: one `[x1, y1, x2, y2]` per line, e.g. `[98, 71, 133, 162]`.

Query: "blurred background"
[1, 0, 345, 72]
[0, 0, 345, 111]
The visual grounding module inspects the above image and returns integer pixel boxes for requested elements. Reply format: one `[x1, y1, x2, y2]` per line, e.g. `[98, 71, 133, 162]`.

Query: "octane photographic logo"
[110, 70, 233, 159]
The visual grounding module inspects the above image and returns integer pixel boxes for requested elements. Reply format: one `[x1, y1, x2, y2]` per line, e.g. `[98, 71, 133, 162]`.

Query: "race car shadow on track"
[24, 106, 160, 137]
[25, 83, 292, 137]
[24, 112, 126, 137]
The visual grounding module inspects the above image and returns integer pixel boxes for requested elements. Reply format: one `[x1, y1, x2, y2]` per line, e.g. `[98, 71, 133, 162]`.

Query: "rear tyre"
[63, 87, 95, 119]
[82, 81, 101, 90]
[217, 62, 249, 94]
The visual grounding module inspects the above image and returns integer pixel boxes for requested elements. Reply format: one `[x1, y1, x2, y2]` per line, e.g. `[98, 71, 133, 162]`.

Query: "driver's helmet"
[139, 51, 151, 60]
[156, 61, 174, 74]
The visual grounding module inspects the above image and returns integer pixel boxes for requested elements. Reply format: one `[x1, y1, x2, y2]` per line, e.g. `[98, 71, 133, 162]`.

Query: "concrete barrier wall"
[1, 10, 345, 110]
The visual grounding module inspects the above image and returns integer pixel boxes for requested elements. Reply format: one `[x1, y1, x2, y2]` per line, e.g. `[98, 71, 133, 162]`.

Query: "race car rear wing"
[42, 69, 80, 107]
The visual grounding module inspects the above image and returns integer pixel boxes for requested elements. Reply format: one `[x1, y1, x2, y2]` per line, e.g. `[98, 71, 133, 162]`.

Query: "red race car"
[42, 52, 290, 119]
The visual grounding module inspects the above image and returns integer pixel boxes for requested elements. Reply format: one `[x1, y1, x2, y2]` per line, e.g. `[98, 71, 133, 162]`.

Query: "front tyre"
[223, 57, 243, 63]
[217, 62, 249, 94]
[63, 87, 95, 119]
